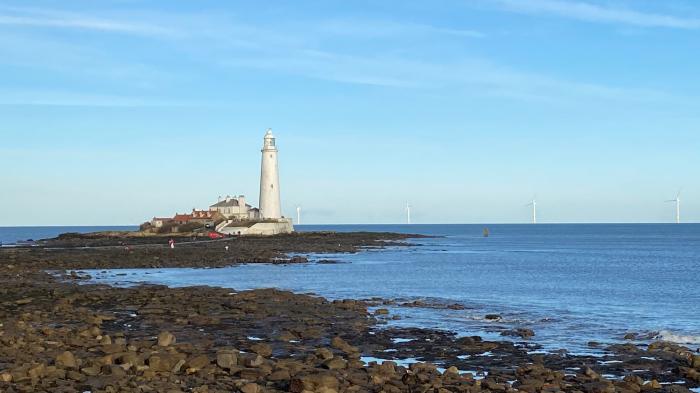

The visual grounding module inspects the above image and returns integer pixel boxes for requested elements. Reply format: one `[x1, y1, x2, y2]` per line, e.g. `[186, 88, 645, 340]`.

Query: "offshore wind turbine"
[526, 198, 537, 224]
[405, 202, 411, 224]
[296, 206, 302, 225]
[665, 191, 681, 224]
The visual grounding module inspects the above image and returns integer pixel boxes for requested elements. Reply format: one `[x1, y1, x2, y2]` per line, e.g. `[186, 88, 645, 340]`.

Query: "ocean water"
[0, 226, 137, 245]
[6, 224, 700, 353]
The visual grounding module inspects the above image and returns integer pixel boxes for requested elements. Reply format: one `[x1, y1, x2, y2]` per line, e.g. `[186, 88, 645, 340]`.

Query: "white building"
[209, 195, 260, 221]
[259, 129, 282, 219]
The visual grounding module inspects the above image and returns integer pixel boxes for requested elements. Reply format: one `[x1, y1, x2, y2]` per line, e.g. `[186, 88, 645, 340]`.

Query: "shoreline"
[1, 231, 699, 392]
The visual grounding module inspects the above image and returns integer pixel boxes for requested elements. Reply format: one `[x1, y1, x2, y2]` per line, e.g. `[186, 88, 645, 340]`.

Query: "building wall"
[219, 219, 293, 236]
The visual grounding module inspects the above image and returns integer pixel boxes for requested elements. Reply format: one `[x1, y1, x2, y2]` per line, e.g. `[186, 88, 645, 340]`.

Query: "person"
[225, 245, 229, 252]
[169, 239, 175, 249]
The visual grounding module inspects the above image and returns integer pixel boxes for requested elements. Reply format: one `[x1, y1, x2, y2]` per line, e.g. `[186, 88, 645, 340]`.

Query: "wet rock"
[157, 331, 176, 347]
[241, 383, 261, 393]
[501, 328, 535, 339]
[148, 353, 185, 372]
[485, 314, 502, 321]
[268, 369, 291, 381]
[250, 342, 272, 357]
[315, 348, 334, 360]
[55, 350, 78, 369]
[323, 357, 347, 370]
[186, 354, 210, 372]
[692, 354, 700, 369]
[216, 349, 239, 369]
[243, 354, 264, 368]
[290, 372, 340, 393]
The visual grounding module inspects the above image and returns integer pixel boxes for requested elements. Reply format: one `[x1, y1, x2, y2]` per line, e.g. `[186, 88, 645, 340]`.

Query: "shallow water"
[74, 224, 700, 353]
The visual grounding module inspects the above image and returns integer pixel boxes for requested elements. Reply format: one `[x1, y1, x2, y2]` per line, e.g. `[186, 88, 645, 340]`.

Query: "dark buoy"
[483, 227, 490, 237]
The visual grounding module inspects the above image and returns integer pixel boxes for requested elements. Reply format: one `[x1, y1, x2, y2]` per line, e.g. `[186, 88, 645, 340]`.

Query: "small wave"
[656, 330, 700, 345]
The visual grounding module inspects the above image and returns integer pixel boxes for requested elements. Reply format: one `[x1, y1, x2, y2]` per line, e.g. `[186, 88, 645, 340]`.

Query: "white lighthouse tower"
[259, 129, 282, 219]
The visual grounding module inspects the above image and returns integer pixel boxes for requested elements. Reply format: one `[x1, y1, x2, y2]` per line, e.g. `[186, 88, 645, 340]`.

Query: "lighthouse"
[259, 129, 282, 219]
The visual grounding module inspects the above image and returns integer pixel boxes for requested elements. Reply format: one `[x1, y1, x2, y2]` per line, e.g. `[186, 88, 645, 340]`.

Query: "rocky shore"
[1, 231, 699, 393]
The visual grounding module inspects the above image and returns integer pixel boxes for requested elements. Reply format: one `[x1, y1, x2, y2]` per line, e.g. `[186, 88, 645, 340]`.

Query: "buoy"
[483, 228, 490, 237]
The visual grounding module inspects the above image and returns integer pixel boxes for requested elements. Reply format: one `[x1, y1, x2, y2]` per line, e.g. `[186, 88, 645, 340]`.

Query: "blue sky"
[1, 0, 698, 225]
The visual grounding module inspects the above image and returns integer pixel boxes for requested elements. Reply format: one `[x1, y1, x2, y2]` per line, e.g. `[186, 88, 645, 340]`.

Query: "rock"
[290, 372, 340, 393]
[584, 366, 600, 380]
[67, 370, 85, 381]
[250, 342, 272, 357]
[315, 348, 334, 360]
[483, 378, 507, 391]
[323, 357, 347, 370]
[157, 331, 176, 347]
[643, 380, 661, 390]
[485, 314, 502, 320]
[269, 369, 291, 381]
[330, 336, 357, 353]
[81, 365, 101, 376]
[501, 328, 535, 339]
[692, 354, 700, 369]
[374, 308, 389, 315]
[0, 372, 12, 382]
[583, 380, 614, 393]
[187, 354, 210, 371]
[216, 349, 238, 369]
[56, 351, 78, 369]
[243, 354, 264, 368]
[148, 354, 185, 372]
[241, 383, 261, 393]
[444, 366, 460, 375]
[172, 359, 186, 373]
[623, 333, 638, 340]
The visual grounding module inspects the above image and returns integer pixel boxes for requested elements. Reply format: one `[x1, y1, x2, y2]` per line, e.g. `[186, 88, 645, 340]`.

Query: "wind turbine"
[405, 202, 411, 224]
[526, 198, 537, 224]
[665, 190, 681, 224]
[296, 206, 302, 225]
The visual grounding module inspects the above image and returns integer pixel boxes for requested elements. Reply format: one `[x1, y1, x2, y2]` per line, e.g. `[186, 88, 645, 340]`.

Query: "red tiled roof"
[173, 214, 193, 221]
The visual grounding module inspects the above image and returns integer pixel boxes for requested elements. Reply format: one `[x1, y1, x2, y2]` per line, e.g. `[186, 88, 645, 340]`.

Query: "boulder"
[243, 354, 264, 368]
[250, 343, 272, 357]
[157, 331, 176, 347]
[216, 349, 239, 369]
[56, 351, 78, 369]
[323, 357, 347, 370]
[148, 353, 185, 372]
[241, 383, 261, 393]
[187, 355, 210, 372]
[315, 348, 334, 360]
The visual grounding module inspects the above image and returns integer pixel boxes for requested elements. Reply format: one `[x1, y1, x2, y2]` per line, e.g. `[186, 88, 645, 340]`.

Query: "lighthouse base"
[218, 218, 294, 236]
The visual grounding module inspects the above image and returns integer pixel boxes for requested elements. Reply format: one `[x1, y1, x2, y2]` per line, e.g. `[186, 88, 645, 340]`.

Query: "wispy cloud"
[0, 89, 213, 107]
[490, 0, 700, 29]
[0, 6, 175, 36]
[0, 4, 695, 108]
[318, 18, 485, 38]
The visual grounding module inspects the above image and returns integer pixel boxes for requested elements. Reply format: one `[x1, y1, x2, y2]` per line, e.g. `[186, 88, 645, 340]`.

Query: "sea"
[2, 224, 699, 354]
